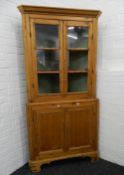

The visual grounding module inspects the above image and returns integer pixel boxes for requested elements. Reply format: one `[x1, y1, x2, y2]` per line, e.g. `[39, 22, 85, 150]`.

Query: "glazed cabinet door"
[65, 102, 98, 153]
[63, 21, 93, 97]
[28, 105, 65, 160]
[30, 19, 63, 100]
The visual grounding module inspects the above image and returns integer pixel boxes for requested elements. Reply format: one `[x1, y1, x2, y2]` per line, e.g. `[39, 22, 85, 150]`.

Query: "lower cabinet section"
[27, 99, 98, 172]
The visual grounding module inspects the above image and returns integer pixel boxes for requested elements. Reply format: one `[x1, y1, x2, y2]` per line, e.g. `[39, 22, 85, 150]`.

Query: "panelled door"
[65, 103, 97, 153]
[28, 106, 65, 160]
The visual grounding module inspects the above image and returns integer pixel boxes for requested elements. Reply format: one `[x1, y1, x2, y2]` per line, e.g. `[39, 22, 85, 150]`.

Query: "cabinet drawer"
[28, 99, 98, 110]
[52, 100, 97, 109]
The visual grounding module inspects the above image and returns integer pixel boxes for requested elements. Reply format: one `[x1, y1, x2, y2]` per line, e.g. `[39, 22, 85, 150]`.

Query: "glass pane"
[68, 74, 88, 92]
[67, 26, 88, 48]
[38, 74, 59, 94]
[68, 51, 88, 71]
[37, 50, 59, 71]
[35, 24, 58, 48]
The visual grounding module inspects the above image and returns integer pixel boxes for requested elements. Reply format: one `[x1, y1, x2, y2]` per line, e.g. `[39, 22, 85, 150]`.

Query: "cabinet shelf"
[37, 70, 87, 75]
[37, 70, 59, 74]
[68, 48, 88, 51]
[36, 48, 59, 51]
[68, 70, 88, 73]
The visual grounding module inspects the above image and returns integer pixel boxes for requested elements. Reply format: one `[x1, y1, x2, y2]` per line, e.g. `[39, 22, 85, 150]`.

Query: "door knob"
[57, 104, 60, 108]
[76, 102, 80, 106]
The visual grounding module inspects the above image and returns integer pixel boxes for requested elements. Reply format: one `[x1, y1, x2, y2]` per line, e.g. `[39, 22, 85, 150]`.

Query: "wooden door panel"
[66, 104, 97, 151]
[28, 106, 65, 159]
[68, 108, 91, 147]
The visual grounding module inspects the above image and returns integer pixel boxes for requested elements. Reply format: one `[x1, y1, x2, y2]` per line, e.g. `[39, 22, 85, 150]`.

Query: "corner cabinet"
[18, 5, 101, 173]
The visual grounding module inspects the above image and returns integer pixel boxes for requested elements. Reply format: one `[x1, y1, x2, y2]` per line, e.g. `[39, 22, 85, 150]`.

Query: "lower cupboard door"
[28, 107, 65, 160]
[65, 104, 97, 153]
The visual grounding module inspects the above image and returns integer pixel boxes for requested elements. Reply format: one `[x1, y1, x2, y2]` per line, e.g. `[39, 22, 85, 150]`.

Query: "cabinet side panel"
[27, 105, 35, 160]
[91, 18, 98, 97]
[22, 15, 33, 101]
[95, 99, 99, 150]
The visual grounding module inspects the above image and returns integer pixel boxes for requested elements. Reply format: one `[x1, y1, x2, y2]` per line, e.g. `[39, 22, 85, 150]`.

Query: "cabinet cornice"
[18, 5, 101, 18]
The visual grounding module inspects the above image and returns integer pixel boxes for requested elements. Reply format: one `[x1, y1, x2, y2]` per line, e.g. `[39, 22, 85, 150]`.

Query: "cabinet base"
[29, 163, 41, 173]
[91, 155, 99, 162]
[29, 151, 98, 173]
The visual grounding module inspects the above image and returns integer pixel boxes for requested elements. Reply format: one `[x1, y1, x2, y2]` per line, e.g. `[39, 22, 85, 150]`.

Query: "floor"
[11, 157, 124, 175]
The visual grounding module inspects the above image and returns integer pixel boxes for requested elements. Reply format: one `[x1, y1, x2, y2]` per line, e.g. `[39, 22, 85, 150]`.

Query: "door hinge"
[32, 83, 34, 88]
[92, 34, 94, 40]
[29, 32, 31, 37]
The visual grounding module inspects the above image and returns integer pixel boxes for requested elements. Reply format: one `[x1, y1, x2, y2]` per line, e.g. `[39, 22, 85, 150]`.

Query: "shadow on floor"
[11, 157, 124, 175]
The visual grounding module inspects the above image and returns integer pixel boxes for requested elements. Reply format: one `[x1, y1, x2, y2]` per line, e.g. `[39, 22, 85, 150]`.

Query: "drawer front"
[28, 99, 98, 109]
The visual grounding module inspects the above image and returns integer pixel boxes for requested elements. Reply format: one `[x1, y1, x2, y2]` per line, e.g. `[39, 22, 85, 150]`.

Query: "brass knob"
[57, 104, 60, 108]
[76, 102, 80, 106]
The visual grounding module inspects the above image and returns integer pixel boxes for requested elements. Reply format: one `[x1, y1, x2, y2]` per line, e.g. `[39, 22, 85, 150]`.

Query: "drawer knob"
[76, 102, 80, 106]
[57, 104, 60, 108]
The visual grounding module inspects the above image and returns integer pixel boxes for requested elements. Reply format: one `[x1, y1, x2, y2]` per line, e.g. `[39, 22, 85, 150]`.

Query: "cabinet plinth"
[18, 5, 101, 173]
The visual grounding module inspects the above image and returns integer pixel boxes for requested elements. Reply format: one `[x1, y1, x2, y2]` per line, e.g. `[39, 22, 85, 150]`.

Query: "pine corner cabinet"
[18, 5, 101, 173]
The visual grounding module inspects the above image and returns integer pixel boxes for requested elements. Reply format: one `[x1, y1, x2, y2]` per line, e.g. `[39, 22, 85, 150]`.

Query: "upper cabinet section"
[18, 5, 101, 102]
